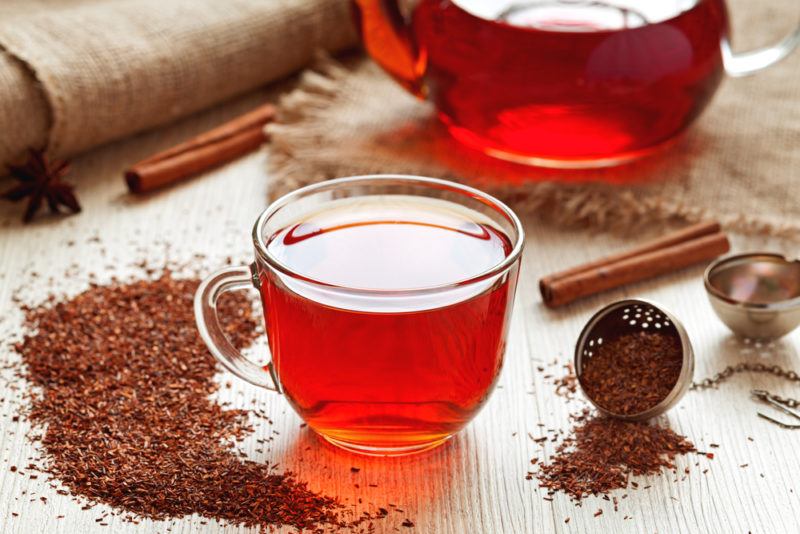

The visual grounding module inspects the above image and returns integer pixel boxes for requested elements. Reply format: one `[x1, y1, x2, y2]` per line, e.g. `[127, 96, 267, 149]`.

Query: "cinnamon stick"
[540, 221, 721, 288]
[125, 103, 275, 194]
[540, 227, 730, 308]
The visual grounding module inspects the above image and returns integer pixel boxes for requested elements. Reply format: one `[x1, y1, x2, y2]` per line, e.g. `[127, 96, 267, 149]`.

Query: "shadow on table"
[712, 334, 798, 367]
[269, 425, 475, 529]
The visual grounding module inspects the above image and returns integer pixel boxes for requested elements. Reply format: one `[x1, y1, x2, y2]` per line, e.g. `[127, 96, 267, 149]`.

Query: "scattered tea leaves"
[13, 273, 387, 531]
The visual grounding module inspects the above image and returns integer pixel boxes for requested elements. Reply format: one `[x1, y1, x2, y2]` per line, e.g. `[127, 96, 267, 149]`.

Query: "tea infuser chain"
[691, 362, 800, 390]
[751, 389, 800, 410]
[691, 362, 800, 429]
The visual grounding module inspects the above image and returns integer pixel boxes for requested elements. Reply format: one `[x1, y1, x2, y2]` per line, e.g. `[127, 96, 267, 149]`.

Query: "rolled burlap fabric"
[0, 0, 357, 171]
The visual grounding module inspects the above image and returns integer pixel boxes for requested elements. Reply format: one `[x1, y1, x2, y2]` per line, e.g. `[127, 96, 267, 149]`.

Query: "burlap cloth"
[267, 0, 800, 239]
[0, 0, 357, 171]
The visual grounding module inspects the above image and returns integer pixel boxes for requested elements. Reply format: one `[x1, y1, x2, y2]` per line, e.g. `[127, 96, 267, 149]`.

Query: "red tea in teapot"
[354, 0, 729, 166]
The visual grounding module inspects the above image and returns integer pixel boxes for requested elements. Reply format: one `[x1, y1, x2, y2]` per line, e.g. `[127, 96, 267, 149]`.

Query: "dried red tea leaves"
[580, 332, 682, 415]
[13, 273, 382, 531]
[536, 412, 695, 501]
[554, 364, 578, 398]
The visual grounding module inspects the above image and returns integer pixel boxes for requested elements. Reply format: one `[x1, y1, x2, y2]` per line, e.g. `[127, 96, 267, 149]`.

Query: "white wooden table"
[1, 93, 799, 534]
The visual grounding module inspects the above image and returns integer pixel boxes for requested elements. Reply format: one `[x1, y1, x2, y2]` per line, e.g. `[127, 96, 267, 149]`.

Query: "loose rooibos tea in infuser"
[534, 299, 699, 503]
[575, 299, 695, 419]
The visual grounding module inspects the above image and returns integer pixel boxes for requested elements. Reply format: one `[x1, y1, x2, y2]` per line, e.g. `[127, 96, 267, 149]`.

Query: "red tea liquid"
[260, 197, 518, 454]
[354, 0, 729, 164]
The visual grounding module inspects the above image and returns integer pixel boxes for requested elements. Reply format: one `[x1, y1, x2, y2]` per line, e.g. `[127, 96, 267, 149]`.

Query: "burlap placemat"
[0, 0, 357, 171]
[267, 2, 800, 239]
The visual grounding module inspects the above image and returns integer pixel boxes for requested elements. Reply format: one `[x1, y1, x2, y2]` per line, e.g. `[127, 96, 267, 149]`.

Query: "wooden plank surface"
[1, 94, 799, 534]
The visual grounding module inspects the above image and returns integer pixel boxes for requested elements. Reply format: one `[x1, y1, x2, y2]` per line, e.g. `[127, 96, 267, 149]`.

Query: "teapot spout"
[352, 0, 426, 98]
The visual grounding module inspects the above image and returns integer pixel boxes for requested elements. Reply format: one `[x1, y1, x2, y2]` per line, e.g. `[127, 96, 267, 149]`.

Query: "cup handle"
[723, 19, 800, 76]
[194, 264, 281, 392]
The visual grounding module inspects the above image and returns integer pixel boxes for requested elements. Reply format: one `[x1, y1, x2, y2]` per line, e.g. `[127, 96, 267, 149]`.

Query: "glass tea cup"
[353, 0, 800, 167]
[195, 175, 524, 456]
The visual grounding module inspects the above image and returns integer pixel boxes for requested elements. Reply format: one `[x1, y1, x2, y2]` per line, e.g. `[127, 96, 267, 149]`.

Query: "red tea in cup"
[196, 176, 523, 455]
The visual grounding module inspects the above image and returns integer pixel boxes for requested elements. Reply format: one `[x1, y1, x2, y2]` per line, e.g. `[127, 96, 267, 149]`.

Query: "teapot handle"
[352, 0, 426, 97]
[723, 19, 800, 76]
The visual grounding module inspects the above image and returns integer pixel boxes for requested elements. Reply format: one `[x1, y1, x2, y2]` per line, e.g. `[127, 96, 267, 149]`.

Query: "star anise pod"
[2, 148, 81, 223]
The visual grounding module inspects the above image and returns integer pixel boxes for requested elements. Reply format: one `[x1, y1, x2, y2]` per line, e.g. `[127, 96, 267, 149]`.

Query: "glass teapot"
[352, 0, 800, 167]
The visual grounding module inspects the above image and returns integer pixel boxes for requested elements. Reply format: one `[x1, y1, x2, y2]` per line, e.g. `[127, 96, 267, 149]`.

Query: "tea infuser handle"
[194, 264, 280, 392]
[723, 20, 800, 77]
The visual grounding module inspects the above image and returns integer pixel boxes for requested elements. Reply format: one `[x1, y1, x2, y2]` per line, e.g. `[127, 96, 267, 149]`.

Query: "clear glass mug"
[352, 0, 800, 167]
[195, 176, 524, 456]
